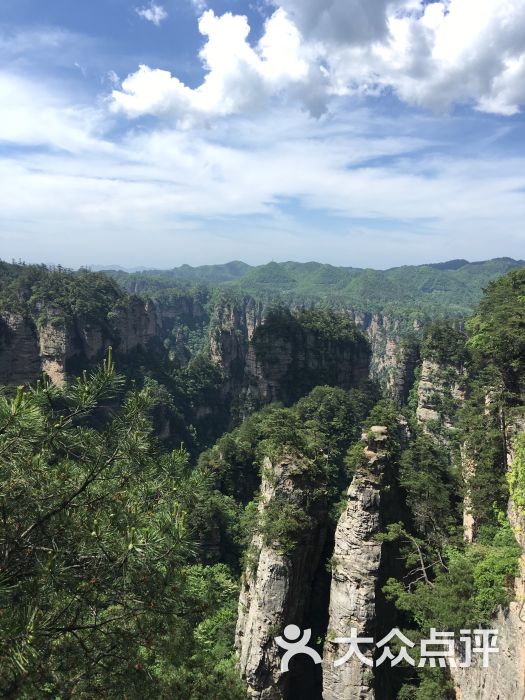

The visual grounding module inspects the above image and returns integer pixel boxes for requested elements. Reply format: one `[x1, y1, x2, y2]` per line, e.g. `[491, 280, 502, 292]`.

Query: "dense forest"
[0, 261, 524, 698]
[104, 257, 524, 320]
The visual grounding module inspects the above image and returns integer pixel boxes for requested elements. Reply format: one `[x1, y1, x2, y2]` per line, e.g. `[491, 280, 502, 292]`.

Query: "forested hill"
[104, 257, 524, 318]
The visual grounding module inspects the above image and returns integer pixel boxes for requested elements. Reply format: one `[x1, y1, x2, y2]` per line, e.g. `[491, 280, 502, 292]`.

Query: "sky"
[1, 0, 525, 269]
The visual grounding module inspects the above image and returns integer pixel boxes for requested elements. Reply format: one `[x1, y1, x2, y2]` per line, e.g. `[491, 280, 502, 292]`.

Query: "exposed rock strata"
[210, 301, 370, 418]
[322, 426, 388, 700]
[416, 358, 466, 433]
[453, 418, 525, 700]
[235, 454, 329, 699]
[0, 290, 410, 407]
[0, 298, 159, 386]
[0, 313, 41, 385]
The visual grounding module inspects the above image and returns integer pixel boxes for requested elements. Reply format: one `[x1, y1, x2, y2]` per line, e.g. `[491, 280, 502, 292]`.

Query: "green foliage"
[362, 399, 403, 458]
[0, 262, 123, 326]
[199, 385, 376, 507]
[398, 671, 455, 700]
[420, 320, 468, 366]
[250, 307, 371, 405]
[0, 356, 244, 698]
[467, 267, 525, 389]
[385, 267, 525, 696]
[457, 376, 509, 526]
[384, 519, 519, 632]
[344, 441, 368, 480]
[508, 433, 525, 512]
[261, 498, 313, 555]
[399, 436, 460, 546]
[105, 258, 525, 322]
[256, 305, 364, 347]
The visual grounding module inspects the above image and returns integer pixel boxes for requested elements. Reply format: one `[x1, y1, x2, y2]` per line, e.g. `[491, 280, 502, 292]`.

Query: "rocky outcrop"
[453, 418, 525, 700]
[236, 453, 329, 699]
[210, 302, 370, 418]
[452, 504, 525, 700]
[244, 323, 370, 408]
[37, 319, 70, 386]
[0, 298, 159, 387]
[0, 279, 416, 406]
[209, 298, 417, 404]
[416, 358, 466, 434]
[322, 426, 388, 700]
[113, 297, 158, 354]
[345, 312, 422, 401]
[209, 297, 265, 407]
[0, 313, 41, 385]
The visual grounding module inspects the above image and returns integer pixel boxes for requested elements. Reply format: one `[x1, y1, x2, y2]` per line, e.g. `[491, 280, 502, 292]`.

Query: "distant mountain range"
[102, 257, 525, 320]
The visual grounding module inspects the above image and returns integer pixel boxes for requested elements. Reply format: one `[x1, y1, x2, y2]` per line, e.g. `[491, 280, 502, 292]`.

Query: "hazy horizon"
[4, 255, 523, 275]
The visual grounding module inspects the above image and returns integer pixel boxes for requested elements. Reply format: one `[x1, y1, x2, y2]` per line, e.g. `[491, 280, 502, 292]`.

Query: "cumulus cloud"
[136, 3, 168, 26]
[334, 0, 525, 114]
[112, 9, 325, 123]
[274, 0, 393, 45]
[113, 0, 525, 121]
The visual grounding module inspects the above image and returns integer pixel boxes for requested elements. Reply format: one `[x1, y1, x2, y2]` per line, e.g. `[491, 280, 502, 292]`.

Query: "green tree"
[0, 354, 244, 699]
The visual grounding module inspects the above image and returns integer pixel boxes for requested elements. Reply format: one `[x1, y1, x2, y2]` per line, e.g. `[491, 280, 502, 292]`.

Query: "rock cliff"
[0, 313, 41, 385]
[416, 358, 466, 436]
[0, 287, 411, 412]
[210, 302, 370, 418]
[322, 426, 388, 700]
[347, 312, 420, 401]
[235, 453, 329, 699]
[0, 298, 159, 386]
[452, 417, 525, 700]
[209, 299, 415, 404]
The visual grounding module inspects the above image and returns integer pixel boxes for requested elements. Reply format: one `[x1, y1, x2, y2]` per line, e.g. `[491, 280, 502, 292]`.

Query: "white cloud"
[336, 0, 525, 115]
[0, 72, 111, 153]
[1, 69, 525, 267]
[113, 0, 525, 120]
[136, 3, 168, 26]
[112, 9, 323, 123]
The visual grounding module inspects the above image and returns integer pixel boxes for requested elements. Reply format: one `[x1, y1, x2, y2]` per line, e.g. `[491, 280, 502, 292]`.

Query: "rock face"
[452, 503, 525, 700]
[209, 297, 265, 409]
[0, 299, 159, 387]
[416, 358, 466, 434]
[322, 427, 388, 700]
[0, 313, 41, 385]
[244, 322, 370, 408]
[209, 298, 417, 404]
[236, 454, 329, 700]
[415, 355, 475, 539]
[0, 287, 411, 410]
[210, 301, 370, 418]
[453, 420, 525, 700]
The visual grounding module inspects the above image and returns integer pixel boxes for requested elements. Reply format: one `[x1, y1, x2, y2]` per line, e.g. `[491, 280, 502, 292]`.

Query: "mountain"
[1, 260, 524, 698]
[106, 257, 525, 319]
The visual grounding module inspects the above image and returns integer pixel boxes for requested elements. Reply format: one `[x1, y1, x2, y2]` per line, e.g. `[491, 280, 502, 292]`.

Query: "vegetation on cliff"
[0, 262, 124, 326]
[1, 260, 524, 698]
[382, 269, 525, 698]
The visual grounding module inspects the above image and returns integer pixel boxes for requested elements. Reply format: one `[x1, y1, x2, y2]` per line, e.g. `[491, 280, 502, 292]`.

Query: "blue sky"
[1, 0, 524, 269]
